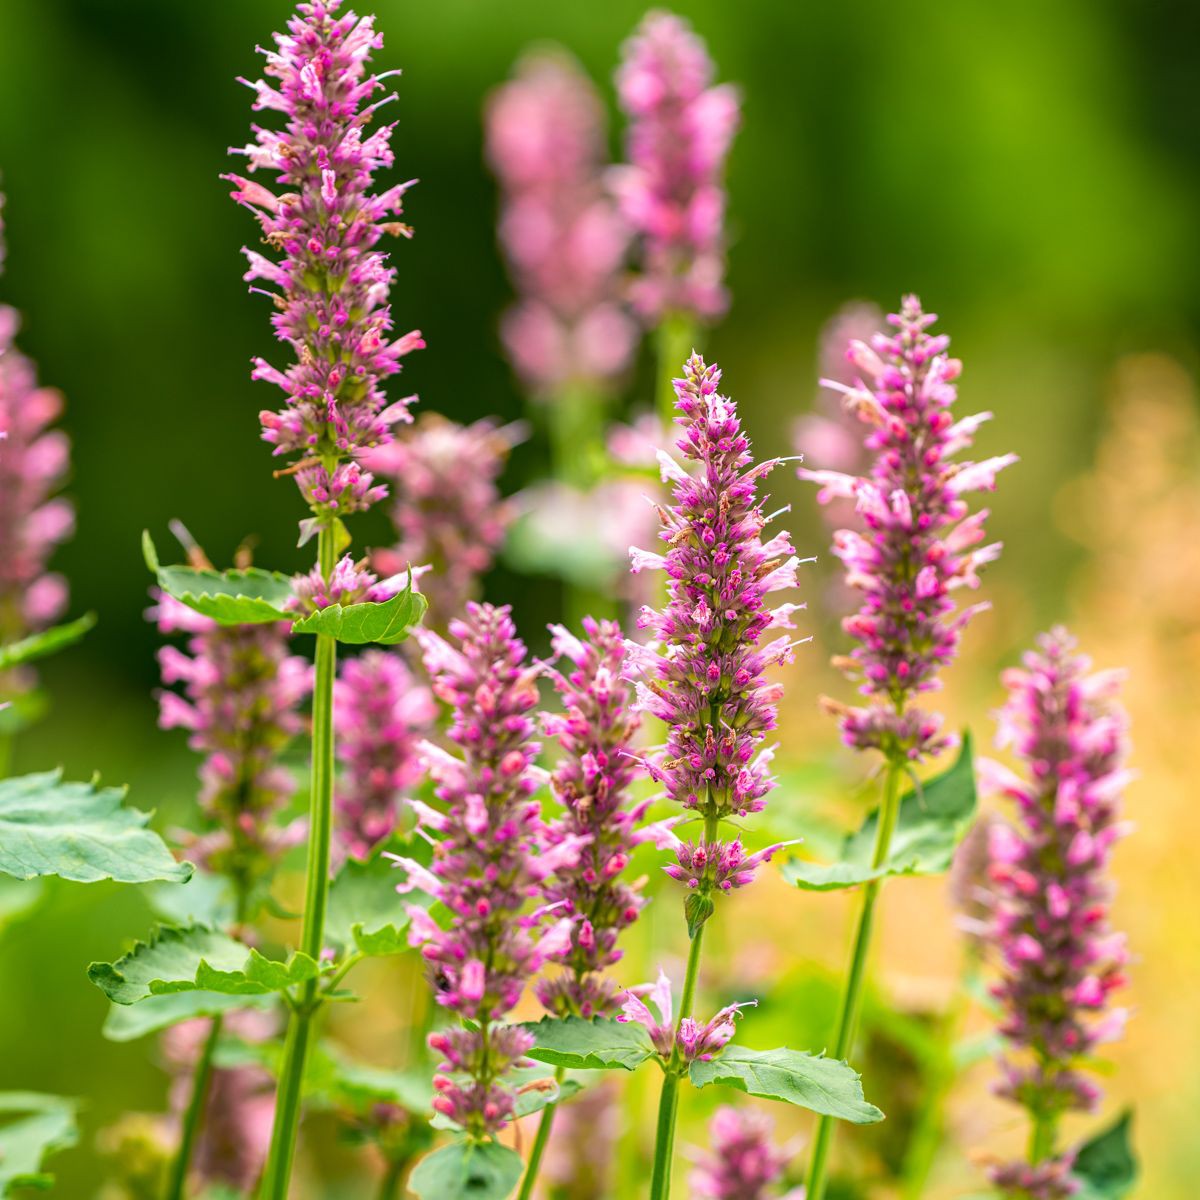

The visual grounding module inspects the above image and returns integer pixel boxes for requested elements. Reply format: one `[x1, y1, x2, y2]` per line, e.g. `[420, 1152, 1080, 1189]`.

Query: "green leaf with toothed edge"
[0, 1093, 78, 1195]
[0, 771, 191, 884]
[290, 580, 427, 645]
[326, 847, 419, 959]
[143, 530, 294, 625]
[782, 733, 977, 891]
[88, 924, 323, 1004]
[520, 1016, 657, 1072]
[408, 1140, 524, 1200]
[1071, 1110, 1137, 1200]
[102, 990, 278, 1042]
[0, 612, 96, 671]
[688, 1046, 885, 1124]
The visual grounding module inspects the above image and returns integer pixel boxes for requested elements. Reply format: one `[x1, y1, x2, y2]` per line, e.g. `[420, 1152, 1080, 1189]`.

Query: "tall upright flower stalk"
[630, 354, 802, 1199]
[225, 3, 421, 1193]
[614, 12, 739, 424]
[982, 629, 1130, 1198]
[798, 295, 1015, 1200]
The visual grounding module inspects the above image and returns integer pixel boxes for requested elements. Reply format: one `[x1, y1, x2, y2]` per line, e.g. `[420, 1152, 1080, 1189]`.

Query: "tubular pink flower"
[800, 294, 1016, 762]
[630, 354, 803, 896]
[982, 628, 1131, 1196]
[399, 603, 576, 1138]
[150, 592, 312, 890]
[333, 649, 436, 858]
[614, 11, 740, 324]
[691, 1105, 794, 1200]
[227, 0, 422, 519]
[0, 192, 74, 667]
[366, 414, 522, 626]
[288, 553, 393, 613]
[534, 618, 645, 1019]
[486, 50, 636, 393]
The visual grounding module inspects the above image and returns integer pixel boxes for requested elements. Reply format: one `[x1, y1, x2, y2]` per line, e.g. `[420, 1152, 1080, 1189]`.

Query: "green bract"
[783, 734, 977, 891]
[0, 771, 190, 885]
[0, 1093, 78, 1195]
[521, 1016, 658, 1071]
[689, 1046, 884, 1124]
[408, 1140, 524, 1200]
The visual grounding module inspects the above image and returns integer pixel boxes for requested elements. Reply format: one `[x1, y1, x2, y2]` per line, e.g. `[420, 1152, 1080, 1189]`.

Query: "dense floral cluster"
[227, 0, 422, 519]
[691, 1105, 794, 1200]
[630, 354, 802, 895]
[800, 294, 1016, 761]
[0, 193, 74, 659]
[486, 50, 636, 393]
[288, 554, 394, 613]
[333, 649, 436, 858]
[534, 618, 648, 1018]
[368, 414, 521, 626]
[150, 592, 312, 892]
[614, 11, 740, 323]
[983, 628, 1131, 1196]
[394, 604, 580, 1136]
[618, 968, 754, 1063]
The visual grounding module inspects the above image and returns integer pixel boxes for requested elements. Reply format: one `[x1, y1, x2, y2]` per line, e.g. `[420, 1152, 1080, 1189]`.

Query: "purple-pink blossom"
[227, 0, 422, 519]
[288, 554, 394, 614]
[394, 603, 578, 1136]
[486, 49, 636, 393]
[630, 354, 803, 896]
[366, 414, 522, 627]
[613, 11, 740, 324]
[150, 591, 312, 888]
[691, 1106, 796, 1200]
[617, 967, 754, 1063]
[333, 649, 436, 859]
[982, 628, 1131, 1196]
[534, 618, 649, 1019]
[799, 294, 1016, 762]
[0, 193, 74, 659]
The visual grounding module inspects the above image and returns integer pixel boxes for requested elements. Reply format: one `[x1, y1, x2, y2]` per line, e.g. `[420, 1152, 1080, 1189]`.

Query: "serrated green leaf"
[0, 771, 191, 884]
[0, 1093, 78, 1196]
[521, 1017, 657, 1071]
[783, 734, 977, 891]
[0, 613, 96, 671]
[145, 871, 237, 929]
[102, 990, 278, 1042]
[88, 924, 321, 1004]
[326, 851, 413, 958]
[144, 531, 294, 625]
[688, 1046, 884, 1124]
[409, 1140, 524, 1200]
[291, 581, 426, 645]
[1072, 1110, 1137, 1200]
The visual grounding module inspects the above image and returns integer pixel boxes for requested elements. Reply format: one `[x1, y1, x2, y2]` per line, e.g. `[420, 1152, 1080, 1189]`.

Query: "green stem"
[516, 1066, 566, 1200]
[165, 1014, 223, 1200]
[258, 525, 338, 1200]
[1030, 1107, 1058, 1166]
[377, 1158, 404, 1200]
[0, 731, 12, 780]
[655, 315, 698, 428]
[806, 759, 904, 1200]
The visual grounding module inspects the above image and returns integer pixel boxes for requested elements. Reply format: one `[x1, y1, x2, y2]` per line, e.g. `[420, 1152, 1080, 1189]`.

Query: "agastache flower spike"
[227, 0, 423, 521]
[333, 649, 436, 859]
[534, 618, 648, 1019]
[630, 354, 804, 902]
[800, 294, 1016, 762]
[982, 628, 1131, 1197]
[691, 1105, 799, 1200]
[486, 50, 637, 394]
[614, 11, 740, 324]
[150, 589, 312, 896]
[0, 191, 75, 680]
[398, 604, 579, 1137]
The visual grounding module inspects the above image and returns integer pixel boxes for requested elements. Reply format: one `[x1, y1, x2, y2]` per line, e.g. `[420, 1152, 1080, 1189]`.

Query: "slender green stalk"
[515, 1066, 566, 1200]
[655, 315, 697, 427]
[1029, 1106, 1058, 1166]
[805, 759, 904, 1200]
[165, 1014, 223, 1200]
[377, 1159, 404, 1200]
[0, 731, 12, 780]
[258, 524, 338, 1200]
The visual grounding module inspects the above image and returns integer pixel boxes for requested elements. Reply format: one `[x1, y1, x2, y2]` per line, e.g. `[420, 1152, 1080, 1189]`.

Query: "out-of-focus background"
[0, 0, 1197, 1196]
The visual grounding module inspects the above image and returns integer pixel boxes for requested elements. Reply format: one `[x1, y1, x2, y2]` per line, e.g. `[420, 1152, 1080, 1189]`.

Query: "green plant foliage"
[0, 1093, 78, 1195]
[0, 771, 191, 885]
[1072, 1110, 1137, 1200]
[143, 531, 294, 624]
[326, 851, 413, 958]
[290, 580, 427, 645]
[0, 613, 96, 671]
[408, 1140, 524, 1200]
[522, 1016, 658, 1071]
[0, 878, 44, 934]
[783, 734, 977, 890]
[688, 1046, 885, 1124]
[101, 990, 278, 1042]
